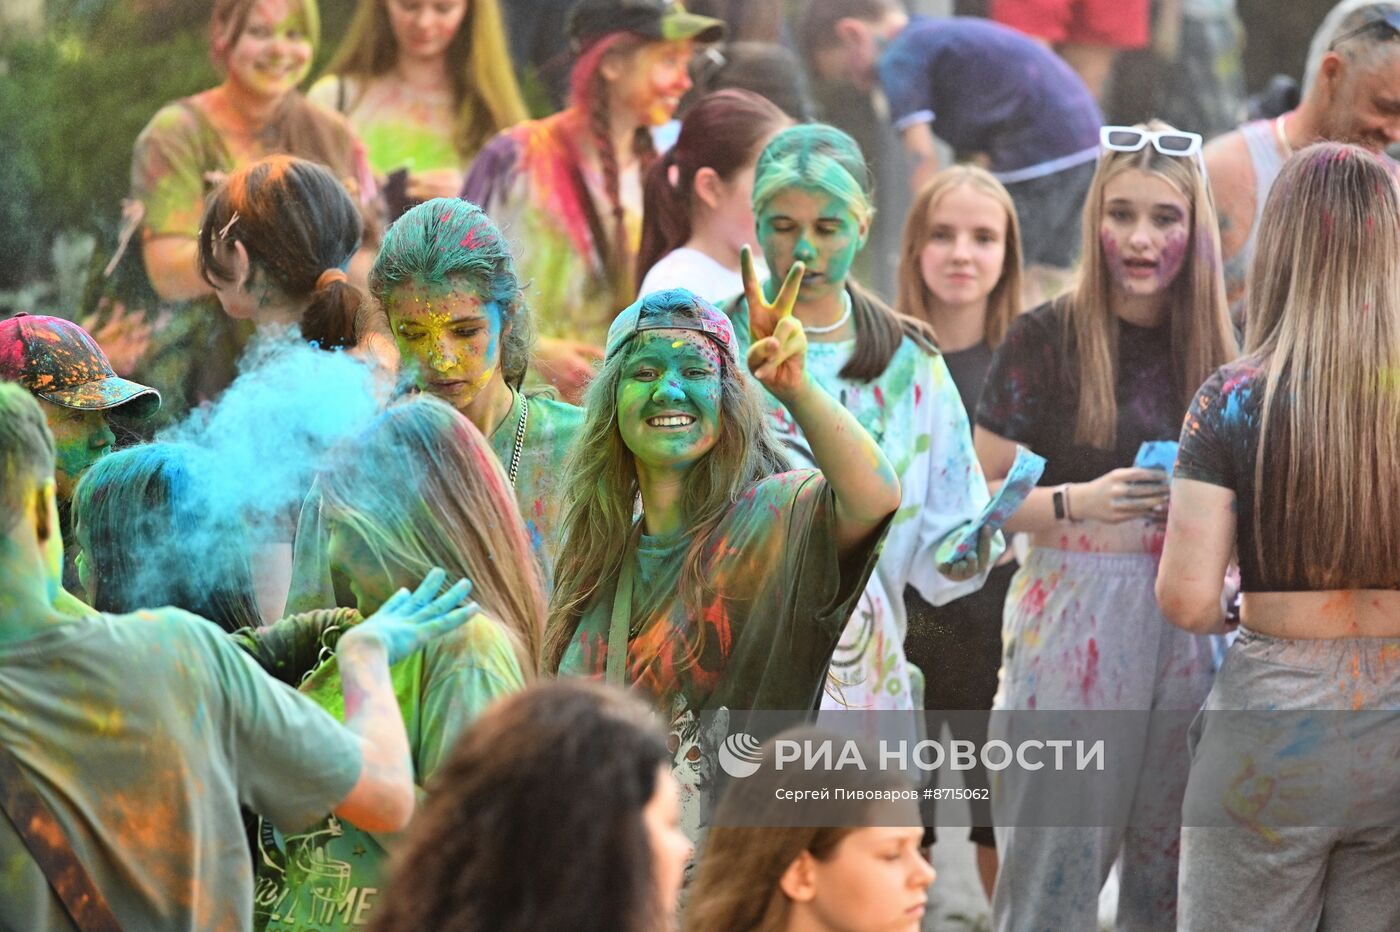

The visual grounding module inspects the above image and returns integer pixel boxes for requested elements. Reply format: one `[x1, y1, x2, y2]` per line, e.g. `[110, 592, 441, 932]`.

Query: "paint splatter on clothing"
[492, 391, 585, 590]
[461, 112, 643, 348]
[729, 296, 993, 709]
[0, 609, 362, 931]
[991, 548, 1215, 930]
[308, 75, 462, 179]
[253, 613, 524, 930]
[977, 300, 1185, 486]
[558, 471, 885, 713]
[129, 94, 371, 419]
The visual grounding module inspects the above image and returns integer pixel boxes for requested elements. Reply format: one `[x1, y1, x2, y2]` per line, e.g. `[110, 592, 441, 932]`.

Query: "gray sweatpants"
[989, 548, 1216, 932]
[1179, 627, 1400, 931]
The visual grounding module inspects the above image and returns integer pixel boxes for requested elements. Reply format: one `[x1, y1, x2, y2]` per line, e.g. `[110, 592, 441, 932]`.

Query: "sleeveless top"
[1222, 117, 1287, 321]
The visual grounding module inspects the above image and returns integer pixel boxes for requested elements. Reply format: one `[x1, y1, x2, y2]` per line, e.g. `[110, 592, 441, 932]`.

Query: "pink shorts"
[990, 0, 1150, 49]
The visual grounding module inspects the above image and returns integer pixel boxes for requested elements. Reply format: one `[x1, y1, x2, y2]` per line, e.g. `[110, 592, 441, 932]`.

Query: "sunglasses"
[1330, 9, 1400, 50]
[1099, 126, 1204, 158]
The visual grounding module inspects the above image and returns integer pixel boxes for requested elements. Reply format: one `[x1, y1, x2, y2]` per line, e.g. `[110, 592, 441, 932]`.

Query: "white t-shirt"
[638, 247, 765, 307]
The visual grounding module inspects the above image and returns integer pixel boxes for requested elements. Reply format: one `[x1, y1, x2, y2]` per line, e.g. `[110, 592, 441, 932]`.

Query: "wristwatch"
[1053, 484, 1070, 522]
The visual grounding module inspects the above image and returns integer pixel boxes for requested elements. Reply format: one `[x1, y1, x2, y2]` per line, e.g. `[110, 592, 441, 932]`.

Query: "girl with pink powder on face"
[972, 122, 1237, 931]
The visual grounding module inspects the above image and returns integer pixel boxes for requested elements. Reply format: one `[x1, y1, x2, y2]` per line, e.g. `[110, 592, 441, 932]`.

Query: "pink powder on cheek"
[1099, 229, 1131, 287]
[1157, 231, 1190, 287]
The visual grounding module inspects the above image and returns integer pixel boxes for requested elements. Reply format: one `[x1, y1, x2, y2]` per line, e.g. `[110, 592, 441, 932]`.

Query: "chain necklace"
[507, 391, 529, 488]
[802, 289, 853, 335]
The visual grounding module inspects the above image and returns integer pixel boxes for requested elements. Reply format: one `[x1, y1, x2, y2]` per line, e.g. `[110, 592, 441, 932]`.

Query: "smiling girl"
[130, 0, 375, 420]
[729, 125, 999, 716]
[974, 122, 1236, 930]
[545, 285, 900, 835]
[309, 0, 526, 208]
[462, 0, 724, 402]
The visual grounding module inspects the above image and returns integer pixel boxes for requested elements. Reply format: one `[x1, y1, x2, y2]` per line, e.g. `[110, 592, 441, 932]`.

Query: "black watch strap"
[1053, 487, 1067, 521]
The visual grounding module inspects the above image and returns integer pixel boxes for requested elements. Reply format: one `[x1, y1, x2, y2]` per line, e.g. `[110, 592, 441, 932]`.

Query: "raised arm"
[741, 248, 901, 554]
[331, 568, 477, 833]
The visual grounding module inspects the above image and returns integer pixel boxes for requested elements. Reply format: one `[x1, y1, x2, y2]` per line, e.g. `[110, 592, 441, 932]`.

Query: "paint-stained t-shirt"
[0, 609, 362, 932]
[461, 111, 643, 350]
[730, 297, 993, 709]
[558, 471, 886, 715]
[1174, 358, 1397, 593]
[878, 17, 1102, 176]
[977, 300, 1185, 486]
[253, 613, 524, 930]
[491, 390, 586, 590]
[309, 74, 463, 178]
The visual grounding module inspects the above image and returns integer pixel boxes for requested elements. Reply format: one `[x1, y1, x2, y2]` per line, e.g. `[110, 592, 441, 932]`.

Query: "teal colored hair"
[751, 123, 935, 382]
[370, 198, 534, 388]
[752, 123, 874, 226]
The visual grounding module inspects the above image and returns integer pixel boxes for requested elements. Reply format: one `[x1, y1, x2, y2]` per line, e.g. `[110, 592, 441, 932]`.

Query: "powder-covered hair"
[72, 443, 261, 633]
[753, 123, 938, 381]
[198, 155, 364, 351]
[319, 395, 545, 674]
[0, 384, 55, 533]
[1243, 143, 1400, 587]
[1067, 120, 1236, 448]
[544, 296, 789, 675]
[896, 165, 1024, 350]
[322, 0, 528, 160]
[370, 197, 533, 388]
[637, 89, 789, 285]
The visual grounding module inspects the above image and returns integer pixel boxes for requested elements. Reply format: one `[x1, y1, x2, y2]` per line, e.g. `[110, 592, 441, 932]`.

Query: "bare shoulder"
[1204, 130, 1255, 254]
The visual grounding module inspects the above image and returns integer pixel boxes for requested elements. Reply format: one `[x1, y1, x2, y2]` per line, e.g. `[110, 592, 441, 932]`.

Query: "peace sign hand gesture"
[742, 245, 809, 402]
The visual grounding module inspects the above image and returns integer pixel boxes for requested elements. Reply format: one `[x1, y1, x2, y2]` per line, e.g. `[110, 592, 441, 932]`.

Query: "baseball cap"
[567, 0, 725, 52]
[0, 314, 161, 417]
[605, 288, 736, 362]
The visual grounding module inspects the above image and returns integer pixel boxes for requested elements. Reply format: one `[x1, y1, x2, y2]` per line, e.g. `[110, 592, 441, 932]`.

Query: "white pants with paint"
[988, 548, 1216, 932]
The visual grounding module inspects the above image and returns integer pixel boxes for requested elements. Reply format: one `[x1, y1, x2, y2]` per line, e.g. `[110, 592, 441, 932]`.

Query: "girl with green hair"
[731, 122, 999, 714]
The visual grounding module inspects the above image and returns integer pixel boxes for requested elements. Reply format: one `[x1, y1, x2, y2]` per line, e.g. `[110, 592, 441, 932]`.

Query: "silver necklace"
[803, 290, 853, 335]
[507, 391, 529, 487]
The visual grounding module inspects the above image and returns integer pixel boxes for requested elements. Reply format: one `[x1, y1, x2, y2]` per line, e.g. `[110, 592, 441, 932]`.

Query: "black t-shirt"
[976, 301, 1184, 486]
[942, 341, 995, 421]
[1175, 358, 1400, 592]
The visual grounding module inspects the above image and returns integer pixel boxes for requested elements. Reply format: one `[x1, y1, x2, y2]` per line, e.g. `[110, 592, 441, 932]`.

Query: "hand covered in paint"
[1074, 468, 1171, 524]
[534, 336, 603, 404]
[937, 525, 1000, 582]
[742, 246, 808, 399]
[340, 567, 478, 666]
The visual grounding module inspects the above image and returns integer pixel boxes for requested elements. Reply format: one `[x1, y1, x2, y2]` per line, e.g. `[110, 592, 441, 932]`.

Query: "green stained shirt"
[489, 390, 586, 590]
[308, 75, 462, 178]
[252, 613, 524, 930]
[0, 609, 363, 931]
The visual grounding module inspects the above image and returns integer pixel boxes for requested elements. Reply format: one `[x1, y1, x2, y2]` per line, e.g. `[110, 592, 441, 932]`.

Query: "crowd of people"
[3, 0, 1400, 930]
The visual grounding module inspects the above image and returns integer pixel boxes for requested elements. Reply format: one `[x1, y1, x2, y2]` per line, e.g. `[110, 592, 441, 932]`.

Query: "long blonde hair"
[323, 0, 528, 160]
[1066, 121, 1236, 448]
[896, 166, 1023, 349]
[320, 396, 545, 674]
[1243, 143, 1400, 587]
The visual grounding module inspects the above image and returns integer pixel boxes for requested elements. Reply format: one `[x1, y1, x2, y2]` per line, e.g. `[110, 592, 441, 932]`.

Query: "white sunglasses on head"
[1099, 125, 1203, 158]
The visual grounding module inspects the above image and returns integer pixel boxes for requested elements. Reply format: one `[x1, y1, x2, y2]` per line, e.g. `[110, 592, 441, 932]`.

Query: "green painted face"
[757, 186, 866, 304]
[41, 401, 115, 501]
[326, 519, 413, 617]
[616, 330, 723, 473]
